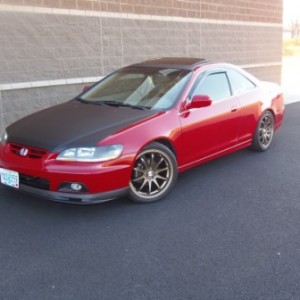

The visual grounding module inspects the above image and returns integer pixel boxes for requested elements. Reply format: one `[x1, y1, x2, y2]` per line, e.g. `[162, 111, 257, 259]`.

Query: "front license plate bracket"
[0, 168, 19, 189]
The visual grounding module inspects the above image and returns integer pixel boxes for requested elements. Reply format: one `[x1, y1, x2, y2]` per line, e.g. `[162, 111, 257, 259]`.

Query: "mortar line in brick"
[0, 77, 103, 91]
[99, 1, 104, 76]
[0, 92, 4, 132]
[120, 18, 124, 67]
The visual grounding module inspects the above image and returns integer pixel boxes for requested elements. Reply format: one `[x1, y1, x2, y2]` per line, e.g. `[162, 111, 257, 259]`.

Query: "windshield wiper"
[75, 97, 93, 104]
[101, 101, 150, 110]
[75, 97, 107, 106]
[76, 98, 150, 110]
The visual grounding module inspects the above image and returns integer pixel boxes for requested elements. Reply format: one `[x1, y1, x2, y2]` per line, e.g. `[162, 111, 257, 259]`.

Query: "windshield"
[80, 67, 191, 110]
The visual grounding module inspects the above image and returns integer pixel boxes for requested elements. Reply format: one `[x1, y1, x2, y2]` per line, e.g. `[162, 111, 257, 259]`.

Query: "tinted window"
[193, 72, 231, 102]
[227, 69, 256, 95]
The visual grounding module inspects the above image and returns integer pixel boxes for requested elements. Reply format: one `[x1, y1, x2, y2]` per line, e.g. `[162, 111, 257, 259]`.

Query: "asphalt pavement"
[0, 101, 300, 300]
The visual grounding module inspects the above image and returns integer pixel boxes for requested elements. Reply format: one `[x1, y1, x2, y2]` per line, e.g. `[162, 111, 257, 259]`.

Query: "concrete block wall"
[0, 0, 283, 134]
[0, 83, 86, 134]
[1, 0, 282, 22]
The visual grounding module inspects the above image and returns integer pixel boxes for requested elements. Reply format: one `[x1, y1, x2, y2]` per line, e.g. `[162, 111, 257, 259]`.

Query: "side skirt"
[178, 140, 252, 173]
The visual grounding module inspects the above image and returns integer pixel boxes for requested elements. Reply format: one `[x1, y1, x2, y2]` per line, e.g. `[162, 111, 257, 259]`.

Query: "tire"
[129, 142, 178, 203]
[251, 111, 275, 152]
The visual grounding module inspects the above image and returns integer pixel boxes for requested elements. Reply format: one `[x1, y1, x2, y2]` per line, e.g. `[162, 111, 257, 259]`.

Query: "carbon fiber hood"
[7, 100, 157, 152]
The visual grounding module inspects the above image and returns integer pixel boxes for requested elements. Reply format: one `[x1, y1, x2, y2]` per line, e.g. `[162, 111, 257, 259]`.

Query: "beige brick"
[1, 0, 24, 4]
[77, 0, 93, 11]
[24, 0, 43, 6]
[43, 0, 60, 8]
[61, 0, 77, 9]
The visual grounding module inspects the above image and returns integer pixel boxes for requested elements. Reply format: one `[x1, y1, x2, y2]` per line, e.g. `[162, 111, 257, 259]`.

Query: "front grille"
[20, 174, 50, 190]
[9, 143, 48, 159]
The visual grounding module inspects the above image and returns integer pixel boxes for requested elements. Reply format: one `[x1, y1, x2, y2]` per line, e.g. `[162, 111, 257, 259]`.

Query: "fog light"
[58, 182, 88, 193]
[70, 183, 83, 191]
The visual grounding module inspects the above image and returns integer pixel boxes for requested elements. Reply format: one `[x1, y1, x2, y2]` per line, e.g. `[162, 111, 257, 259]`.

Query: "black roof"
[130, 57, 209, 70]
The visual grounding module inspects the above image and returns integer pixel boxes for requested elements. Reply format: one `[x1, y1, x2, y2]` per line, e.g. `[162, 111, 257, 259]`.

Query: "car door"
[226, 68, 260, 143]
[179, 70, 242, 165]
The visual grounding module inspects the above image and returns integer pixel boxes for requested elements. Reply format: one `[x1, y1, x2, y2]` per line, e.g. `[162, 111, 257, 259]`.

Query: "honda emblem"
[19, 148, 29, 157]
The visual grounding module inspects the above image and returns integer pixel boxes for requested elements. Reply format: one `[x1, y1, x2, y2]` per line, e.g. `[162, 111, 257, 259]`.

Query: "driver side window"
[193, 72, 231, 102]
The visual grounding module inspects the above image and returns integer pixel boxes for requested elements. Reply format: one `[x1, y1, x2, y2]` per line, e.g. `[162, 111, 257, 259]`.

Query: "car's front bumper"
[0, 143, 133, 204]
[1, 183, 129, 204]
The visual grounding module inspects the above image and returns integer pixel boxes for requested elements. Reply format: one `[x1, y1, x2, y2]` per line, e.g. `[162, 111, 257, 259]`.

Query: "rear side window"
[193, 72, 231, 102]
[227, 69, 256, 95]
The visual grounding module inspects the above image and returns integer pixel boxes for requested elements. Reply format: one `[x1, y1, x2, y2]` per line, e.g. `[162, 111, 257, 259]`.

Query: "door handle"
[231, 106, 239, 112]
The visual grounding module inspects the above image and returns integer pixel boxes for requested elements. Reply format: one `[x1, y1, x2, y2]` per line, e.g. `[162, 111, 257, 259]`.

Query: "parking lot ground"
[0, 101, 300, 300]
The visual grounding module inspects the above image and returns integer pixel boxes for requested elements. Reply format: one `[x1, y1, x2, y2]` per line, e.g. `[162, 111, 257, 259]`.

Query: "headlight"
[0, 131, 8, 144]
[56, 145, 123, 162]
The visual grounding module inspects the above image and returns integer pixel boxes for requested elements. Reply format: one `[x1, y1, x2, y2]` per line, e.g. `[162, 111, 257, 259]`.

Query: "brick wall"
[0, 0, 283, 134]
[1, 0, 282, 22]
[0, 83, 86, 129]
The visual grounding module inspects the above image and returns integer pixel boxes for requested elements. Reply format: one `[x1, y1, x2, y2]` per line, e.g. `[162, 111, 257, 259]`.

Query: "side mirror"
[186, 95, 212, 109]
[82, 85, 91, 93]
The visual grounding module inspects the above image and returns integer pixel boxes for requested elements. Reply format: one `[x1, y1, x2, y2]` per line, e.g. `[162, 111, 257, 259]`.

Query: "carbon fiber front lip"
[1, 183, 129, 205]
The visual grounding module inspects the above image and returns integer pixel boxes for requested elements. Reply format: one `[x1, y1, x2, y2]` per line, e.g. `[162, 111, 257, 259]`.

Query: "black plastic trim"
[1, 183, 129, 205]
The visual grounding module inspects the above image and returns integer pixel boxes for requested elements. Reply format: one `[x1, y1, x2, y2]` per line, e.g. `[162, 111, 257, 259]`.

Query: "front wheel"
[251, 111, 275, 152]
[129, 143, 177, 203]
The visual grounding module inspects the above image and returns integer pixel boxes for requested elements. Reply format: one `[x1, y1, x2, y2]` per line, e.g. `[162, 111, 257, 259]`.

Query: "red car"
[0, 58, 284, 204]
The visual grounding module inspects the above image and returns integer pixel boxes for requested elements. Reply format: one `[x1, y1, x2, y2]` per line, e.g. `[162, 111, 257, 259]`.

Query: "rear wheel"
[251, 111, 275, 152]
[129, 143, 177, 203]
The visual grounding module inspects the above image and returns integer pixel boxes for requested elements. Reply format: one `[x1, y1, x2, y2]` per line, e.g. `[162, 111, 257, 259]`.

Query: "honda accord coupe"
[0, 57, 284, 204]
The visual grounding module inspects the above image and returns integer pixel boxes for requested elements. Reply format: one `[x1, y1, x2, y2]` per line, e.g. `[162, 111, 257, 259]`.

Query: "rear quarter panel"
[259, 81, 285, 129]
[238, 82, 284, 144]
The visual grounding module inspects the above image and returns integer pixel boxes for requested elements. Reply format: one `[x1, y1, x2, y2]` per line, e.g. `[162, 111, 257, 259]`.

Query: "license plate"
[0, 168, 19, 188]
